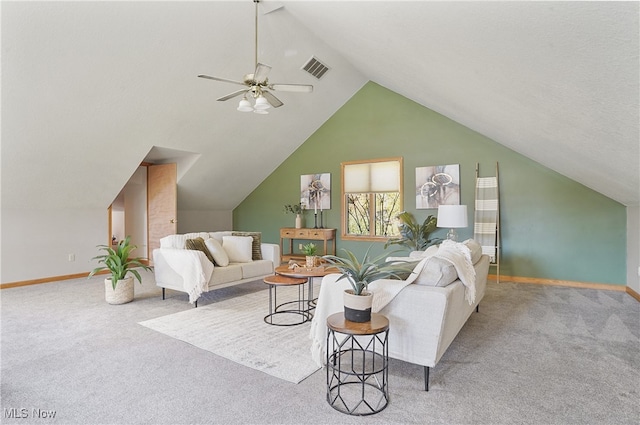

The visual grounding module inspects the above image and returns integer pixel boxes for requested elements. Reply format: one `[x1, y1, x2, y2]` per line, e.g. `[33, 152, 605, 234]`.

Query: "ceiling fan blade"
[269, 83, 313, 93]
[253, 63, 272, 84]
[198, 74, 247, 86]
[216, 89, 249, 102]
[262, 91, 284, 108]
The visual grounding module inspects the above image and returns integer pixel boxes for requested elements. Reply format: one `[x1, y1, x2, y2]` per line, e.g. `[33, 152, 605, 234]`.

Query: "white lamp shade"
[253, 108, 268, 114]
[254, 95, 271, 110]
[437, 205, 468, 228]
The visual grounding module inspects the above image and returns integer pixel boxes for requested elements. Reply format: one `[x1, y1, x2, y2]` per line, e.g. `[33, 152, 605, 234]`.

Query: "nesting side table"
[263, 274, 310, 326]
[326, 313, 389, 415]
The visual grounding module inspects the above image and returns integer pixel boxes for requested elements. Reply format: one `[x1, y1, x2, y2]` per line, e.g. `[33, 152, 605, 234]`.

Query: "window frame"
[341, 157, 403, 242]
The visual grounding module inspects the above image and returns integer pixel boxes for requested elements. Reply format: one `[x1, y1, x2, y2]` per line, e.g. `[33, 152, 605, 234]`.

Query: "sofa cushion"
[209, 264, 243, 286]
[240, 260, 274, 279]
[209, 231, 233, 244]
[185, 237, 214, 264]
[232, 231, 263, 260]
[204, 238, 230, 267]
[222, 236, 253, 263]
[414, 256, 458, 287]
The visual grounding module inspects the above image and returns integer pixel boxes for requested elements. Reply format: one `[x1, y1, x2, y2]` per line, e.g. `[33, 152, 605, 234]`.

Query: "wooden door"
[147, 163, 177, 263]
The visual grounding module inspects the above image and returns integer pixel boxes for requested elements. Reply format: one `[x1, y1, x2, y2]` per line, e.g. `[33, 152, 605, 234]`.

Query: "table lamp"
[437, 205, 468, 242]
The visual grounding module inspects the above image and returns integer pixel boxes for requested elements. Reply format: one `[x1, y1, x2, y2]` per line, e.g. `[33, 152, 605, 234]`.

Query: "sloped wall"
[235, 82, 626, 285]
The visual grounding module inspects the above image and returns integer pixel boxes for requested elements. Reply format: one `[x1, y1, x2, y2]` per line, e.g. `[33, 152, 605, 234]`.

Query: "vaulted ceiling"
[2, 1, 638, 212]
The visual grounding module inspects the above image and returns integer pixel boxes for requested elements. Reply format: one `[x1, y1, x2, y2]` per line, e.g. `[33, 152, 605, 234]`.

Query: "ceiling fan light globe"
[253, 108, 269, 115]
[237, 99, 253, 112]
[254, 95, 271, 110]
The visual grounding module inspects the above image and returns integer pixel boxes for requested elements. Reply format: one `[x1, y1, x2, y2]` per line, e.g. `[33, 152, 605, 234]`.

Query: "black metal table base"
[326, 329, 389, 415]
[264, 280, 312, 326]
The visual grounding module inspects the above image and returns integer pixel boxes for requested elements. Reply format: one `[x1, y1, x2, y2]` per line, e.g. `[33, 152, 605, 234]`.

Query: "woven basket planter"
[104, 277, 134, 305]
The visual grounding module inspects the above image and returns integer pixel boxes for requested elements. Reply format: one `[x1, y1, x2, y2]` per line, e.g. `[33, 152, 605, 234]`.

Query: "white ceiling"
[2, 1, 638, 212]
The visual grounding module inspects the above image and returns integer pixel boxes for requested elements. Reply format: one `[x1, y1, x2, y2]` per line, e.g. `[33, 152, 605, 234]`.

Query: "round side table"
[326, 312, 389, 415]
[263, 274, 310, 326]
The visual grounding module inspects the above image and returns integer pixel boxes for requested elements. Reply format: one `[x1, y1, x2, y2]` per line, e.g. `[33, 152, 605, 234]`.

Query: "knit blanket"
[434, 240, 476, 304]
[162, 249, 214, 303]
[309, 258, 427, 367]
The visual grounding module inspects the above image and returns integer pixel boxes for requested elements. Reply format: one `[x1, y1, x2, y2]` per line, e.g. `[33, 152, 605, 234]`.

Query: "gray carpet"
[1, 270, 638, 424]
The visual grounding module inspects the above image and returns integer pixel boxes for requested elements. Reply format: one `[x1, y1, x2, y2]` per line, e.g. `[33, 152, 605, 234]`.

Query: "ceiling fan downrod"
[254, 0, 259, 70]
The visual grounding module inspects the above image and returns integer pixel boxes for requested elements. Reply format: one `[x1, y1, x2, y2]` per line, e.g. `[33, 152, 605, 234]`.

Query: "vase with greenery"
[283, 203, 306, 228]
[301, 242, 318, 268]
[384, 211, 441, 252]
[323, 246, 416, 322]
[88, 236, 152, 305]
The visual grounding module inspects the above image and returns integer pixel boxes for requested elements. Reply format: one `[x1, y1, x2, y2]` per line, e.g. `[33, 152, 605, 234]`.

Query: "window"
[341, 157, 403, 241]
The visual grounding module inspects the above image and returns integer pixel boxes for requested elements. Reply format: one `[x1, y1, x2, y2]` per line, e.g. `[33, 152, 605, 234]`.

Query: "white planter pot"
[343, 289, 373, 322]
[105, 276, 134, 305]
[295, 214, 303, 229]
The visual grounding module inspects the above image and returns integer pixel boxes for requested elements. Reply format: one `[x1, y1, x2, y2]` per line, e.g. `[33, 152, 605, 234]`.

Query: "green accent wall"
[234, 82, 626, 285]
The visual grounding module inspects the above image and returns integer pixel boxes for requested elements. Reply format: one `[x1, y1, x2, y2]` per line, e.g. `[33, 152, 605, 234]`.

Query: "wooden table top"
[263, 274, 307, 286]
[327, 313, 389, 335]
[275, 264, 340, 278]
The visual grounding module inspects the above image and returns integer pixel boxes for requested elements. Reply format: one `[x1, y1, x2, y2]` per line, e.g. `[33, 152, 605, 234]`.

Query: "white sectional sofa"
[311, 239, 490, 391]
[153, 231, 281, 306]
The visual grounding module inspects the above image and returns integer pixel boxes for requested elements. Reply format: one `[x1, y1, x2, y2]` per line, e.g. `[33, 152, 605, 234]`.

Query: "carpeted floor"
[1, 270, 638, 424]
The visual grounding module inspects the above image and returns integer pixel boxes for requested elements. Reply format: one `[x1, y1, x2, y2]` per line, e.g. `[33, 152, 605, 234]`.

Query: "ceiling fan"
[198, 0, 313, 114]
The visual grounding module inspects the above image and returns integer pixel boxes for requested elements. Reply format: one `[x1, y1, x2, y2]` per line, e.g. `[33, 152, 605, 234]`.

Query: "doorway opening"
[108, 146, 200, 262]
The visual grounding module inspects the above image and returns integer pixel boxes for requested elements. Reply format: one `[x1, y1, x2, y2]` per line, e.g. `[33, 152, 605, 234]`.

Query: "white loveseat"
[153, 231, 281, 306]
[311, 239, 490, 391]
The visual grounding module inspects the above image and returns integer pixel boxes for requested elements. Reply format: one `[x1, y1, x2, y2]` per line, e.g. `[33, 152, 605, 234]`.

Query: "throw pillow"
[232, 231, 263, 260]
[414, 256, 458, 287]
[463, 239, 483, 264]
[185, 237, 215, 264]
[204, 238, 230, 267]
[222, 236, 254, 263]
[209, 231, 233, 244]
[409, 244, 439, 259]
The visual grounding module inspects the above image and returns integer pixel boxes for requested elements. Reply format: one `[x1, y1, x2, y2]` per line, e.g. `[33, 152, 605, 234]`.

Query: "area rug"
[138, 287, 320, 384]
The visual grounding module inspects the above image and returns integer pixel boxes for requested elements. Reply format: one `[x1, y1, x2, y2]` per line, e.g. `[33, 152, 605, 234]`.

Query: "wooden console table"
[280, 228, 336, 262]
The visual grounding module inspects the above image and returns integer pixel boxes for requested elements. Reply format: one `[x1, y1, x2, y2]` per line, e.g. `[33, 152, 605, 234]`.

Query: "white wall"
[177, 210, 233, 233]
[1, 208, 106, 283]
[123, 167, 148, 259]
[627, 206, 640, 293]
[111, 210, 125, 242]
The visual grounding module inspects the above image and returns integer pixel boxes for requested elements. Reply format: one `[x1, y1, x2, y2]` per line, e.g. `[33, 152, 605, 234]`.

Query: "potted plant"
[283, 203, 306, 228]
[323, 246, 416, 322]
[301, 242, 318, 268]
[384, 211, 441, 252]
[88, 236, 152, 305]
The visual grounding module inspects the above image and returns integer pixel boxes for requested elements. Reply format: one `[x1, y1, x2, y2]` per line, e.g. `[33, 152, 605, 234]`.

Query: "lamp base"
[446, 229, 458, 241]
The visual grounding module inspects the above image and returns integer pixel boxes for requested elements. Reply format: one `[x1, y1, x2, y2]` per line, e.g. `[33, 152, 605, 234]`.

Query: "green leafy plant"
[301, 242, 317, 256]
[384, 211, 441, 251]
[283, 203, 306, 214]
[88, 236, 152, 290]
[323, 246, 417, 295]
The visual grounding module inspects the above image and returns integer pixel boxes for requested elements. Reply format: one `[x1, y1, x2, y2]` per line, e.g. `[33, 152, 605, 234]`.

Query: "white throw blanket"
[434, 239, 476, 304]
[162, 249, 214, 303]
[309, 258, 428, 367]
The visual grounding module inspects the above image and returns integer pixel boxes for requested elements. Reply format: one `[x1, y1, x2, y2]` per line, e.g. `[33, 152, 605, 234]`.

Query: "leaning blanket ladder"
[474, 162, 500, 283]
